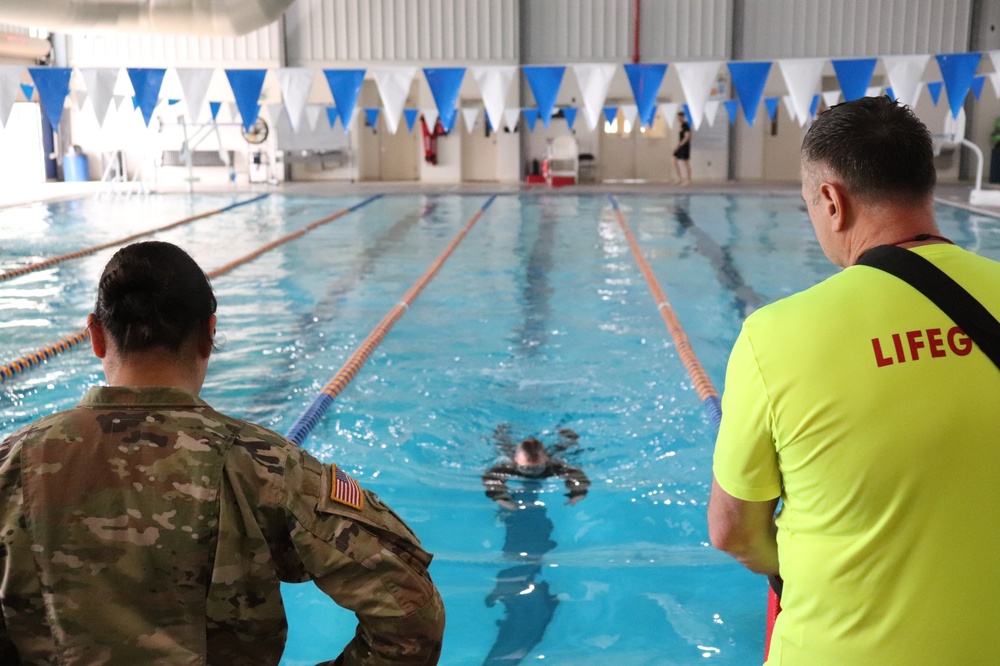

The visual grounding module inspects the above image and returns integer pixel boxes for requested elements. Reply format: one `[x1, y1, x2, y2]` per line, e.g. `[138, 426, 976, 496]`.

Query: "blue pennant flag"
[764, 96, 780, 122]
[885, 87, 896, 101]
[623, 63, 668, 128]
[523, 108, 539, 132]
[723, 99, 740, 125]
[523, 65, 566, 128]
[28, 67, 72, 133]
[403, 108, 419, 132]
[130, 96, 138, 110]
[126, 68, 166, 127]
[364, 107, 380, 128]
[423, 67, 466, 133]
[20, 84, 34, 100]
[323, 69, 365, 133]
[326, 106, 339, 129]
[224, 69, 267, 132]
[682, 104, 693, 125]
[562, 107, 578, 130]
[728, 61, 772, 127]
[209, 101, 222, 120]
[971, 75, 986, 100]
[926, 81, 943, 105]
[935, 52, 981, 118]
[831, 58, 877, 102]
[168, 99, 181, 106]
[809, 94, 820, 118]
[603, 106, 618, 125]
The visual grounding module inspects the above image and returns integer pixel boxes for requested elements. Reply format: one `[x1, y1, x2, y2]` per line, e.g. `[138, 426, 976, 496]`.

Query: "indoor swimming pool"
[1, 191, 997, 664]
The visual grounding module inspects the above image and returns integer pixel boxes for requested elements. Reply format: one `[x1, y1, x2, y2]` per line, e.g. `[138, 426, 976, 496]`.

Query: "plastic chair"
[545, 136, 579, 184]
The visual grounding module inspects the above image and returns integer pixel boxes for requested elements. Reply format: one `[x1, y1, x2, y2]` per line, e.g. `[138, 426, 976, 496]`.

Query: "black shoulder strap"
[856, 245, 1000, 369]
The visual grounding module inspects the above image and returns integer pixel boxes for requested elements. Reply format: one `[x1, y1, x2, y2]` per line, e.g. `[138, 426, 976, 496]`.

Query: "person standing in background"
[672, 110, 692, 185]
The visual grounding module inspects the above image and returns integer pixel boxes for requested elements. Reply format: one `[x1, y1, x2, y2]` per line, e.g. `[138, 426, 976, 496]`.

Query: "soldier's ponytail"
[94, 241, 217, 355]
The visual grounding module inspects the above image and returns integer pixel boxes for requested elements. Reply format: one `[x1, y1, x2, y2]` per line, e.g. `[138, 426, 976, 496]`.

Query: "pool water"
[1, 192, 997, 665]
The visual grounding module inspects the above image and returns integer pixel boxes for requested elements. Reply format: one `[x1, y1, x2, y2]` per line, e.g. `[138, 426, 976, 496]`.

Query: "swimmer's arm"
[552, 461, 590, 503]
[482, 463, 514, 504]
[707, 476, 779, 576]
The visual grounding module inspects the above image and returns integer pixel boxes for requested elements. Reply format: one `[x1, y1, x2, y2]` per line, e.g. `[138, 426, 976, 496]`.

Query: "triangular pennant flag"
[502, 108, 520, 132]
[209, 101, 222, 121]
[723, 99, 740, 124]
[421, 107, 439, 130]
[371, 66, 416, 135]
[276, 68, 316, 133]
[267, 103, 286, 131]
[0, 67, 25, 128]
[781, 95, 797, 122]
[621, 104, 638, 130]
[658, 102, 678, 129]
[304, 105, 322, 132]
[603, 106, 618, 126]
[523, 108, 539, 132]
[423, 67, 465, 133]
[936, 52, 982, 119]
[990, 52, 1000, 98]
[623, 63, 668, 128]
[116, 95, 130, 112]
[471, 65, 517, 133]
[326, 106, 339, 129]
[29, 67, 73, 133]
[683, 103, 693, 125]
[831, 58, 877, 102]
[403, 108, 419, 132]
[810, 94, 820, 118]
[885, 87, 896, 100]
[126, 68, 166, 127]
[461, 107, 479, 133]
[822, 90, 841, 108]
[866, 86, 883, 97]
[777, 58, 825, 127]
[20, 83, 34, 100]
[572, 63, 617, 131]
[926, 81, 943, 105]
[882, 55, 930, 110]
[562, 107, 578, 129]
[323, 69, 365, 133]
[728, 61, 772, 127]
[675, 61, 723, 130]
[988, 73, 1000, 99]
[522, 65, 565, 128]
[225, 69, 267, 132]
[73, 89, 88, 110]
[175, 68, 215, 123]
[364, 107, 380, 129]
[764, 96, 780, 122]
[704, 99, 721, 127]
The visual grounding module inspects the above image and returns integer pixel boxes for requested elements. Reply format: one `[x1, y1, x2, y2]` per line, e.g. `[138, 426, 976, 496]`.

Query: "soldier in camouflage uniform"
[0, 241, 444, 664]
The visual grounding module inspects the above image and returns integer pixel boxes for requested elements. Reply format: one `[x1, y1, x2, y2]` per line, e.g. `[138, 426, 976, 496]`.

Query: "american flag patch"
[331, 464, 364, 511]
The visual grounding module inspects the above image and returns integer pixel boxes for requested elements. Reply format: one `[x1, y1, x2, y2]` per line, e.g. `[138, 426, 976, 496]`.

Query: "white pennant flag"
[866, 86, 883, 98]
[777, 58, 825, 127]
[675, 61, 723, 131]
[621, 104, 638, 131]
[571, 63, 618, 131]
[461, 107, 479, 133]
[822, 90, 841, 109]
[267, 103, 285, 130]
[782, 95, 797, 122]
[372, 66, 417, 134]
[989, 52, 1000, 99]
[988, 72, 1000, 99]
[659, 102, 679, 129]
[0, 66, 25, 128]
[79, 68, 119, 127]
[421, 107, 439, 130]
[882, 54, 930, 109]
[73, 89, 88, 111]
[503, 107, 520, 132]
[305, 104, 322, 132]
[703, 100, 721, 128]
[175, 68, 215, 123]
[276, 68, 316, 133]
[471, 65, 517, 133]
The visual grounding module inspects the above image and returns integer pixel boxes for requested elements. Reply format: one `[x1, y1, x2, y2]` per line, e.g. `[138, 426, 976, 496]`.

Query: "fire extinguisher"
[421, 116, 446, 165]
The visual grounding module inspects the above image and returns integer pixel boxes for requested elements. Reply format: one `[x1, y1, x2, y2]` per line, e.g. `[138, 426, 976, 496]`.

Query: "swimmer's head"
[514, 437, 549, 475]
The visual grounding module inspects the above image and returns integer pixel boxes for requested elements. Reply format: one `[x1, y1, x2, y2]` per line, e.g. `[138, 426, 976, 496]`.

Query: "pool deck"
[1, 179, 997, 218]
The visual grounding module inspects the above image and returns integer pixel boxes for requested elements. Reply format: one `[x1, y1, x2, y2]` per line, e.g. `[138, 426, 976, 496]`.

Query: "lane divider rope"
[0, 195, 382, 383]
[285, 194, 497, 446]
[606, 194, 722, 429]
[0, 194, 270, 284]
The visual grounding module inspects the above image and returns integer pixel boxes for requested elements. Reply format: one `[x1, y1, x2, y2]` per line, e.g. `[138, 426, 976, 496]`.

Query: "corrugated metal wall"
[285, 0, 518, 66]
[637, 0, 731, 61]
[740, 0, 973, 59]
[521, 0, 630, 63]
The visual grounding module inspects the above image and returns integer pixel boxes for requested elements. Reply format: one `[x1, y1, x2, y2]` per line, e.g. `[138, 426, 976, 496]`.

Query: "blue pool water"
[1, 191, 998, 664]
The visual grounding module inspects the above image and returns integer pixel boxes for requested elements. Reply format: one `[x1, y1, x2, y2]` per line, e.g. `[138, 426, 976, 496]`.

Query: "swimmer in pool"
[482, 427, 590, 511]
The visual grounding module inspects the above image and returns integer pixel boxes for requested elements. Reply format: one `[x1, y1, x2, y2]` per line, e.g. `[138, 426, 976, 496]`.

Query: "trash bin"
[63, 150, 90, 182]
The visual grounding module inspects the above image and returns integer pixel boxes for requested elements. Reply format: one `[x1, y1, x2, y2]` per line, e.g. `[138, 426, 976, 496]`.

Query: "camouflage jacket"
[0, 386, 444, 665]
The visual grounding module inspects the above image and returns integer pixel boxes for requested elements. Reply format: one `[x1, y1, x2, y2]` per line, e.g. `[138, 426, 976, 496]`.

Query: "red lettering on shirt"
[871, 338, 894, 367]
[906, 330, 925, 360]
[872, 326, 972, 367]
[927, 328, 945, 358]
[948, 326, 972, 355]
[891, 333, 905, 363]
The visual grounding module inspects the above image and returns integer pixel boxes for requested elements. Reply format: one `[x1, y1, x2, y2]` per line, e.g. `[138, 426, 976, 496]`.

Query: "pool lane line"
[0, 194, 270, 285]
[0, 195, 382, 384]
[606, 194, 722, 429]
[285, 194, 498, 446]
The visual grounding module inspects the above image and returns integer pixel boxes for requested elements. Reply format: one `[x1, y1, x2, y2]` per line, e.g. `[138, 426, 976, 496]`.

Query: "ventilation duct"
[0, 0, 294, 37]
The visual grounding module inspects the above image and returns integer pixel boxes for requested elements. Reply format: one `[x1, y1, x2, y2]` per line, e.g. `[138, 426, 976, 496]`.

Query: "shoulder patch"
[330, 464, 364, 511]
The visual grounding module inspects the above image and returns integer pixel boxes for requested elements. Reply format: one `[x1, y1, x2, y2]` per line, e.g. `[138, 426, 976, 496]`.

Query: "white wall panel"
[66, 23, 282, 68]
[741, 0, 972, 59]
[285, 0, 518, 66]
[521, 0, 631, 63]
[639, 0, 730, 61]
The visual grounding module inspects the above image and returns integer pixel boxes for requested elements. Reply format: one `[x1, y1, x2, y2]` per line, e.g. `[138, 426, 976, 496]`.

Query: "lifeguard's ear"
[87, 314, 107, 359]
[818, 180, 849, 232]
[199, 314, 217, 359]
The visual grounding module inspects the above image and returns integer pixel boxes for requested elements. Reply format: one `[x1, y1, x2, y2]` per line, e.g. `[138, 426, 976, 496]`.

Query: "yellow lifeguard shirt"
[713, 244, 1000, 665]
